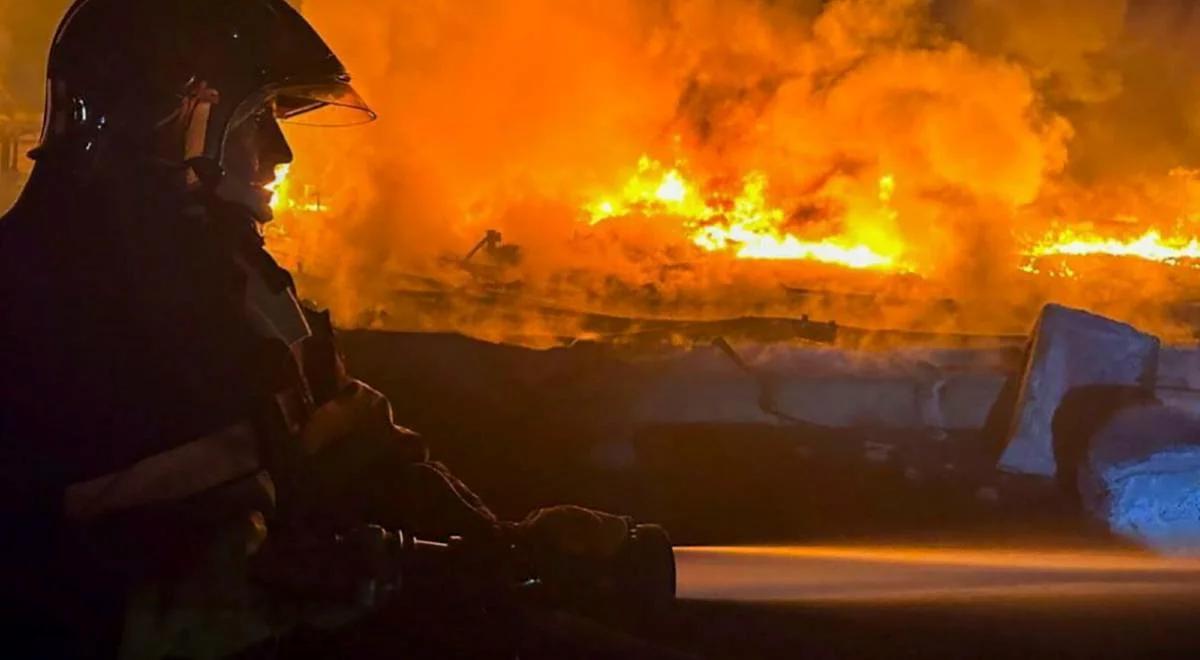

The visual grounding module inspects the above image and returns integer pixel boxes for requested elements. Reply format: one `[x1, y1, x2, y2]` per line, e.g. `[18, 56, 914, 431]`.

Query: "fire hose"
[248, 522, 678, 630]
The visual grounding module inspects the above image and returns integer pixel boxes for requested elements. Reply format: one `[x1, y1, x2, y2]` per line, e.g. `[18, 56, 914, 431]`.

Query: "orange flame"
[584, 157, 904, 270]
[266, 163, 292, 213]
[268, 163, 329, 214]
[1027, 228, 1200, 264]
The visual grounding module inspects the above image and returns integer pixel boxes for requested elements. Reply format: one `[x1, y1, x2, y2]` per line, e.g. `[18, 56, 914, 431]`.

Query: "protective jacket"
[0, 159, 499, 656]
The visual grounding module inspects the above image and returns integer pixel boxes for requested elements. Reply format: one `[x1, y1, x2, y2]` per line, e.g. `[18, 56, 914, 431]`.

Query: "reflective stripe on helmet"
[153, 80, 224, 188]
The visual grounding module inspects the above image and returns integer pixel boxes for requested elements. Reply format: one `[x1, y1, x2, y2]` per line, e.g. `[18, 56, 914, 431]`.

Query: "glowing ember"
[1028, 229, 1200, 264]
[585, 157, 902, 270]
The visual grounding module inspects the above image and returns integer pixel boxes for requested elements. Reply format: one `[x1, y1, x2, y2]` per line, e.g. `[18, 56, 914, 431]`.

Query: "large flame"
[1028, 228, 1200, 264]
[584, 157, 904, 270]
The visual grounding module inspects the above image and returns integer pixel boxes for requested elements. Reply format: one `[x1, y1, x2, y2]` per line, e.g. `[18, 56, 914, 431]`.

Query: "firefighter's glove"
[517, 505, 630, 561]
[301, 379, 428, 464]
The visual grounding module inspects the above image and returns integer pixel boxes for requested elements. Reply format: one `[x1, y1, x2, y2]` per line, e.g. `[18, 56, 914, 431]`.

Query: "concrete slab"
[998, 304, 1160, 477]
[632, 343, 1012, 430]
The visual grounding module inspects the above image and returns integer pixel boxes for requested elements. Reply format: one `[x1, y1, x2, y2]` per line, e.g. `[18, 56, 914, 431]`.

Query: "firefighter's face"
[216, 104, 294, 222]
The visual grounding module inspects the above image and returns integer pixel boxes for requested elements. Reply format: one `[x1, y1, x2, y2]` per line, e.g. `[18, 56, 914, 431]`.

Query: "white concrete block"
[633, 343, 1012, 430]
[998, 304, 1160, 476]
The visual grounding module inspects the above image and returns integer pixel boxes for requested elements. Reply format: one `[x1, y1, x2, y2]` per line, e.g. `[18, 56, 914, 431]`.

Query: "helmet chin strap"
[183, 88, 216, 190]
[151, 79, 268, 225]
[153, 79, 223, 191]
[171, 82, 273, 224]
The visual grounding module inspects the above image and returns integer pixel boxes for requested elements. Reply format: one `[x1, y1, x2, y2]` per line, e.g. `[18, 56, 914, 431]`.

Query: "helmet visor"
[229, 79, 377, 132]
[276, 81, 377, 127]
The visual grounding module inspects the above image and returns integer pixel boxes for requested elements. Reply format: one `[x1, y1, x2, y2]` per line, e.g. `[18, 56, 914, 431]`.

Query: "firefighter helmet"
[32, 0, 374, 184]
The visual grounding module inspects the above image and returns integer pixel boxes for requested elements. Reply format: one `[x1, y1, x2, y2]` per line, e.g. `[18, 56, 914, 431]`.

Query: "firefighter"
[0, 1, 639, 657]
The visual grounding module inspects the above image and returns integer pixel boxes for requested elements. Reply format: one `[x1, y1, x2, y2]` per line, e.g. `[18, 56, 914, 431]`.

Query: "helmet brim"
[229, 78, 377, 131]
[276, 81, 377, 127]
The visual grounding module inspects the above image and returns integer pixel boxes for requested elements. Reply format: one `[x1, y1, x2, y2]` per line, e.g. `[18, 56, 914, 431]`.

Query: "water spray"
[673, 544, 1200, 604]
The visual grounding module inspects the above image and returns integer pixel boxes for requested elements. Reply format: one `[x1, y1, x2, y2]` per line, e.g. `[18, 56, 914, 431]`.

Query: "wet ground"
[662, 544, 1200, 658]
